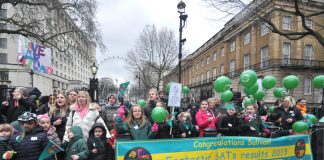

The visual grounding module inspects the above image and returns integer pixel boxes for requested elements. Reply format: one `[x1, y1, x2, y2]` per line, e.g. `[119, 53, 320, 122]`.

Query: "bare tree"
[0, 0, 105, 52]
[126, 25, 178, 91]
[202, 0, 324, 46]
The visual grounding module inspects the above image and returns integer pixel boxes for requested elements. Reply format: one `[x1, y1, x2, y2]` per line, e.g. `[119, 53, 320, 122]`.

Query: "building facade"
[0, 3, 96, 99]
[164, 0, 324, 107]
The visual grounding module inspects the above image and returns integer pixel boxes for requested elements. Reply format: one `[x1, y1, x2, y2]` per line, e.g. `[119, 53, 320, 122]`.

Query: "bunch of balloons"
[213, 76, 233, 102]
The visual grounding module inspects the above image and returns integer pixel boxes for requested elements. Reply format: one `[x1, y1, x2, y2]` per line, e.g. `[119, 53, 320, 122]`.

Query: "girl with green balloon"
[115, 105, 157, 140]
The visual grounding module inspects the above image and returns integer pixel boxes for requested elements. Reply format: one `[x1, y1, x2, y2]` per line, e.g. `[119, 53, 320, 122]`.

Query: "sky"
[95, 0, 227, 86]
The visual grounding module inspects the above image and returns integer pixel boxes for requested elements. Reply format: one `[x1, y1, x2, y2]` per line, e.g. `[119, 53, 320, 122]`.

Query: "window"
[304, 78, 312, 95]
[201, 73, 204, 82]
[261, 23, 269, 36]
[243, 32, 251, 45]
[213, 67, 217, 79]
[0, 9, 7, 18]
[282, 42, 291, 64]
[0, 53, 7, 63]
[206, 56, 210, 65]
[243, 54, 250, 70]
[0, 38, 7, 49]
[213, 52, 217, 61]
[304, 44, 313, 66]
[206, 70, 210, 81]
[221, 47, 225, 57]
[220, 64, 224, 75]
[282, 16, 292, 30]
[230, 60, 235, 77]
[201, 60, 204, 68]
[230, 40, 236, 52]
[305, 18, 313, 29]
[196, 63, 199, 70]
[260, 46, 269, 68]
[196, 74, 199, 83]
[0, 71, 8, 81]
[192, 66, 194, 73]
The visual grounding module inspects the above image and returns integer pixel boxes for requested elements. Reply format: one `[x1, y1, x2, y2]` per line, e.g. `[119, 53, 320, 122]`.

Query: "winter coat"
[116, 120, 155, 140]
[217, 113, 240, 136]
[195, 109, 219, 137]
[174, 122, 198, 138]
[50, 109, 69, 141]
[268, 120, 291, 138]
[37, 103, 50, 115]
[1, 98, 37, 123]
[100, 106, 117, 131]
[47, 126, 61, 146]
[0, 137, 10, 160]
[274, 106, 303, 130]
[239, 114, 265, 137]
[9, 126, 48, 160]
[144, 100, 156, 124]
[154, 122, 171, 139]
[62, 126, 89, 160]
[64, 104, 111, 142]
[87, 123, 114, 160]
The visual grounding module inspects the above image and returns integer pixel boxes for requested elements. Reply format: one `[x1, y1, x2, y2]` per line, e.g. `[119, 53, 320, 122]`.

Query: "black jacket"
[268, 121, 291, 138]
[50, 110, 69, 141]
[87, 123, 113, 160]
[1, 98, 37, 123]
[144, 100, 156, 124]
[217, 114, 240, 136]
[9, 126, 48, 160]
[0, 137, 10, 160]
[274, 106, 303, 130]
[174, 122, 198, 138]
[154, 122, 171, 139]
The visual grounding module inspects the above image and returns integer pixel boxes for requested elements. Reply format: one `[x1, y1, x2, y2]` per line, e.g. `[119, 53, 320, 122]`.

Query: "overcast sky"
[95, 0, 227, 86]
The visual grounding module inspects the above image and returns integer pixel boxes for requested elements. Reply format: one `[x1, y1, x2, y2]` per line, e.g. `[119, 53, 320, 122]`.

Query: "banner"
[38, 140, 63, 160]
[116, 135, 312, 160]
[17, 35, 53, 75]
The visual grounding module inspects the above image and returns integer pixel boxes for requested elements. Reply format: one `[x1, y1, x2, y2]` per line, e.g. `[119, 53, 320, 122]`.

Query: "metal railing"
[188, 59, 324, 88]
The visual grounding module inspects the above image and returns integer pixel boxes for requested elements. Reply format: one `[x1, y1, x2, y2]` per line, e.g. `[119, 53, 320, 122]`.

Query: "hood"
[106, 93, 118, 107]
[89, 123, 107, 139]
[69, 126, 83, 141]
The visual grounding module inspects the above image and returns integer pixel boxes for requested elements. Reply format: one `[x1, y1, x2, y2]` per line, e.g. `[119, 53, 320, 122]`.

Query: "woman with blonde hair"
[64, 91, 110, 141]
[49, 93, 69, 141]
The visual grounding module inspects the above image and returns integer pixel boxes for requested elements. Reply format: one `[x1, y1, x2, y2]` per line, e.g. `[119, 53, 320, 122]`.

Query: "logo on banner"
[294, 139, 306, 158]
[124, 147, 152, 160]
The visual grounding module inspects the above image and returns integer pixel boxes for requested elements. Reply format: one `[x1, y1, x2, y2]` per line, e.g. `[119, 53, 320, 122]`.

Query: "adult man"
[101, 94, 119, 130]
[68, 90, 78, 105]
[1, 87, 37, 123]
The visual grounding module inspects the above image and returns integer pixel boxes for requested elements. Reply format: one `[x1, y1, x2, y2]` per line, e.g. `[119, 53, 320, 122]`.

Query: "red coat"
[195, 109, 219, 137]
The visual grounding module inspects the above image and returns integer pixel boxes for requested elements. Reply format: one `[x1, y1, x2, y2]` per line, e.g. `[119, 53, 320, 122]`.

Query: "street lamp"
[90, 62, 99, 103]
[177, 0, 188, 83]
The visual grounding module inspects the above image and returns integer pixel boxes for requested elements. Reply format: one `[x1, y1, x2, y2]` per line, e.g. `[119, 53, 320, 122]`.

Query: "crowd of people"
[0, 86, 322, 160]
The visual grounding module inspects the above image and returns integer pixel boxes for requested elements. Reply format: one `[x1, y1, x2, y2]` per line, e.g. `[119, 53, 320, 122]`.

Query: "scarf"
[296, 104, 307, 116]
[75, 105, 89, 119]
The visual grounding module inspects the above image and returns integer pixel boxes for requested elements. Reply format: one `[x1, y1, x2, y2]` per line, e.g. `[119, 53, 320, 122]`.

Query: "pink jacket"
[195, 109, 219, 137]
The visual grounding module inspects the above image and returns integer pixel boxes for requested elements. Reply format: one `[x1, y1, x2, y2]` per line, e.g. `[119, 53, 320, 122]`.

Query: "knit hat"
[224, 103, 236, 110]
[37, 113, 50, 121]
[17, 112, 37, 122]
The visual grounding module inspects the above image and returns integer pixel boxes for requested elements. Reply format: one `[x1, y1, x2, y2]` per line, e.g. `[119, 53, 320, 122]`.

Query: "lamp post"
[177, 0, 188, 83]
[90, 62, 98, 103]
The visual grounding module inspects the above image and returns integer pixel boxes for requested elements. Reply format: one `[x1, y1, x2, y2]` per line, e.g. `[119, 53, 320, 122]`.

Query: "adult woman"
[64, 91, 110, 141]
[195, 100, 220, 137]
[37, 94, 56, 115]
[49, 93, 69, 141]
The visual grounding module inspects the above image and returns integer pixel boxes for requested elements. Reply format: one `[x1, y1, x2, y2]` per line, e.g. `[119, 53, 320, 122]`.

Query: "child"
[268, 112, 291, 138]
[217, 104, 240, 136]
[174, 112, 198, 138]
[87, 123, 113, 160]
[62, 126, 89, 160]
[195, 100, 220, 137]
[0, 124, 13, 158]
[8, 112, 48, 160]
[38, 114, 61, 146]
[116, 105, 156, 140]
[239, 105, 269, 137]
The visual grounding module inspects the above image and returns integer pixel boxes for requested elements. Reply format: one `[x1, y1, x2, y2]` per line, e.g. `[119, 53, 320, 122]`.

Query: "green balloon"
[221, 90, 233, 102]
[313, 75, 324, 88]
[165, 83, 170, 94]
[268, 106, 275, 114]
[214, 76, 232, 93]
[243, 83, 259, 95]
[253, 90, 265, 100]
[182, 86, 190, 94]
[240, 70, 257, 87]
[292, 121, 309, 133]
[273, 88, 286, 98]
[282, 75, 299, 90]
[306, 114, 317, 124]
[137, 99, 146, 108]
[243, 98, 255, 107]
[151, 106, 167, 123]
[262, 76, 277, 90]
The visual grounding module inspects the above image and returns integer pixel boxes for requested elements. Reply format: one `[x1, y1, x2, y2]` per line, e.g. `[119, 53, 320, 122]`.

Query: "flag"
[118, 81, 130, 95]
[38, 140, 63, 160]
